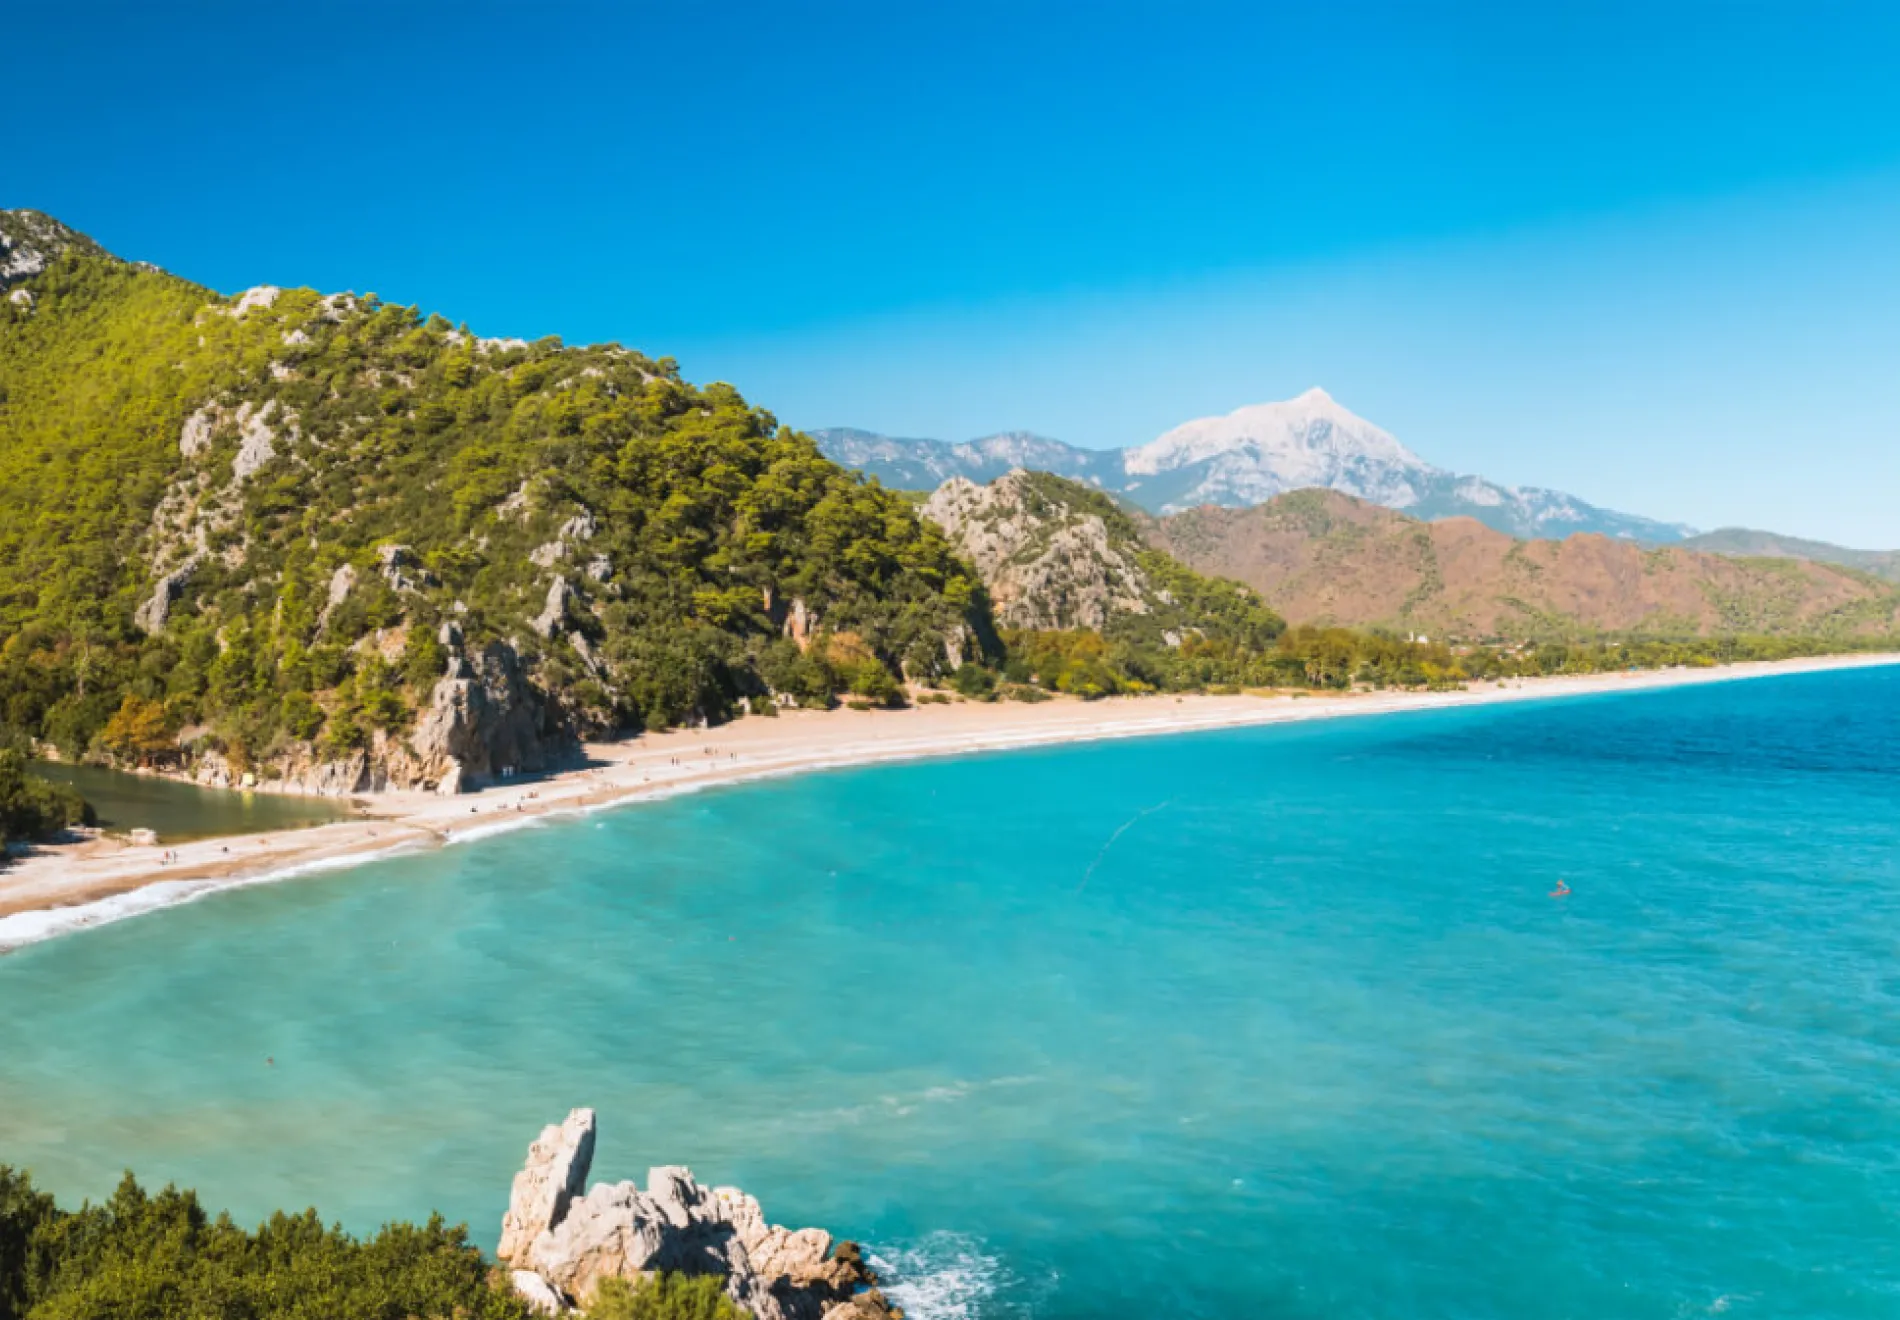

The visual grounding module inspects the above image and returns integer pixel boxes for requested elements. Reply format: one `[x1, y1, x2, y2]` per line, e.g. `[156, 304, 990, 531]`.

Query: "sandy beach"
[3, 651, 1895, 952]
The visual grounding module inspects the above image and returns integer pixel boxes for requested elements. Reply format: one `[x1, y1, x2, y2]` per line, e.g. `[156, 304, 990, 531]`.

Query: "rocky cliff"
[923, 471, 1152, 631]
[920, 469, 1283, 649]
[0, 210, 109, 292]
[498, 1109, 895, 1320]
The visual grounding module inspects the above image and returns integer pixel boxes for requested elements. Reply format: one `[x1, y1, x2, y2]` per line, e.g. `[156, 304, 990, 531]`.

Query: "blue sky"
[11, 1, 1900, 543]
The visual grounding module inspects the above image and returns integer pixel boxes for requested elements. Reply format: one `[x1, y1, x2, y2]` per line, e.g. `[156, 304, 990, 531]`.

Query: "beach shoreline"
[4, 651, 1896, 953]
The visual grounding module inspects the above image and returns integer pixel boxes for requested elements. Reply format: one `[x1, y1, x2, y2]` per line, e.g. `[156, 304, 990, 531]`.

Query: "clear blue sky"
[12, 1, 1900, 543]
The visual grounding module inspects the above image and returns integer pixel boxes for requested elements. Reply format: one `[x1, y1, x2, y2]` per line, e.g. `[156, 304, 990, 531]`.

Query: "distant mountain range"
[907, 470, 1900, 641]
[1143, 489, 1900, 639]
[816, 389, 1698, 543]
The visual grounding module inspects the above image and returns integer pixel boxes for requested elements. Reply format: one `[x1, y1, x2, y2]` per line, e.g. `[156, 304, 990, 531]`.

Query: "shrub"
[584, 1273, 749, 1320]
[948, 663, 994, 699]
[0, 749, 94, 846]
[0, 1167, 532, 1320]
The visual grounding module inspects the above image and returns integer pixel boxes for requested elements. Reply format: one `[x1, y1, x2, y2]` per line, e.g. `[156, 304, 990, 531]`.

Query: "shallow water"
[30, 761, 351, 842]
[3, 667, 1898, 1319]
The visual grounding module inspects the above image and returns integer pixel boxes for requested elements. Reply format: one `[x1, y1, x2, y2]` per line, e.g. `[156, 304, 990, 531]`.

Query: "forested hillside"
[0, 211, 988, 790]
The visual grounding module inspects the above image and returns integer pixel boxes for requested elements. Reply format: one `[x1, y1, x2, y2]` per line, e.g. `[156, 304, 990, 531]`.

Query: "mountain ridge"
[1680, 527, 1900, 583]
[1142, 488, 1900, 639]
[815, 390, 1697, 543]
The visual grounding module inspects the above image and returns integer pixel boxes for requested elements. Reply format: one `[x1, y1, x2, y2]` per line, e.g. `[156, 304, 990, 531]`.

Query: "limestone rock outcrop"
[181, 637, 567, 796]
[409, 640, 562, 792]
[499, 1109, 897, 1320]
[500, 1109, 598, 1263]
[532, 577, 576, 639]
[924, 469, 1152, 631]
[134, 556, 203, 634]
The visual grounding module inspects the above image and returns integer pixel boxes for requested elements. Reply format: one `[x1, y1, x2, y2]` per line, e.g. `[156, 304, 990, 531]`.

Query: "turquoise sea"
[3, 666, 1898, 1319]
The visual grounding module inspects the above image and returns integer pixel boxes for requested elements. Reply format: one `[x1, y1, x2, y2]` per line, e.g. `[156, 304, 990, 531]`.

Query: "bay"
[3, 667, 1897, 1318]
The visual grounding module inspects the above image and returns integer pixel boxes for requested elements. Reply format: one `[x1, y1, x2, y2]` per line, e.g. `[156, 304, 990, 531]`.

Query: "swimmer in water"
[1550, 880, 1572, 898]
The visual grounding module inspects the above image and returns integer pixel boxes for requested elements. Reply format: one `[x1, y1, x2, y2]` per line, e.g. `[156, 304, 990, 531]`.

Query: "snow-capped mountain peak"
[1121, 390, 1438, 510]
[814, 391, 1697, 543]
[1124, 390, 1430, 478]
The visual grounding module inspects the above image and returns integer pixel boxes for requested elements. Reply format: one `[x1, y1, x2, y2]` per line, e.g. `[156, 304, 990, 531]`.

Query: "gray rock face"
[532, 577, 575, 638]
[410, 640, 559, 791]
[0, 210, 109, 290]
[173, 399, 299, 481]
[231, 400, 292, 483]
[377, 544, 434, 594]
[511, 1270, 567, 1316]
[924, 470, 1150, 631]
[500, 1109, 597, 1264]
[134, 556, 203, 634]
[179, 405, 218, 458]
[501, 1109, 895, 1320]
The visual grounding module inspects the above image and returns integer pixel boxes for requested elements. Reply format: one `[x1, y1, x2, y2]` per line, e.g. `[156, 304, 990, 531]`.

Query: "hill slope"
[918, 470, 1290, 694]
[818, 389, 1695, 541]
[922, 469, 1281, 643]
[1681, 528, 1900, 583]
[0, 211, 988, 791]
[1146, 489, 1900, 639]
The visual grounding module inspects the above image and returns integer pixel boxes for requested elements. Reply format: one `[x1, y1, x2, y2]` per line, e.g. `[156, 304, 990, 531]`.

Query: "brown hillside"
[1144, 489, 1900, 638]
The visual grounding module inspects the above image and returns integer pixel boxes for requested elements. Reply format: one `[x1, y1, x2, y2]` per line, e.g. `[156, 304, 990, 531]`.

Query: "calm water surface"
[2, 667, 1897, 1319]
[30, 761, 351, 842]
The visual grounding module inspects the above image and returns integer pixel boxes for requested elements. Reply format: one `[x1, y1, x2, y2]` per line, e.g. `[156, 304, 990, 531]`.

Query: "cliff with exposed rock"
[921, 469, 1284, 651]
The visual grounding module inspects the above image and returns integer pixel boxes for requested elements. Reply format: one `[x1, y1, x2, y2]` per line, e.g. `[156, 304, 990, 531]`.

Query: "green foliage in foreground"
[0, 749, 92, 849]
[0, 1167, 754, 1320]
[585, 1275, 747, 1320]
[0, 1168, 530, 1320]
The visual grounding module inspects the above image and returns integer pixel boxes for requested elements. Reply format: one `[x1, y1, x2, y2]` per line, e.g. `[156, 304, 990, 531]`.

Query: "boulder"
[511, 1270, 567, 1316]
[377, 544, 434, 593]
[502, 1109, 895, 1320]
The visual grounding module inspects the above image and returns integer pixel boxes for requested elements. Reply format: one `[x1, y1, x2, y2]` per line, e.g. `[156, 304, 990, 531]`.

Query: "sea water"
[2, 667, 1897, 1319]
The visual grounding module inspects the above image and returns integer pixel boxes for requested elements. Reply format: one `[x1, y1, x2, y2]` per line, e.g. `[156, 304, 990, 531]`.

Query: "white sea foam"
[0, 839, 425, 953]
[870, 1233, 1009, 1320]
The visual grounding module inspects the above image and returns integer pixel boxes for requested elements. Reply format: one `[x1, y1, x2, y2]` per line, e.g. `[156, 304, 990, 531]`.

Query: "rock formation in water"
[498, 1108, 896, 1320]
